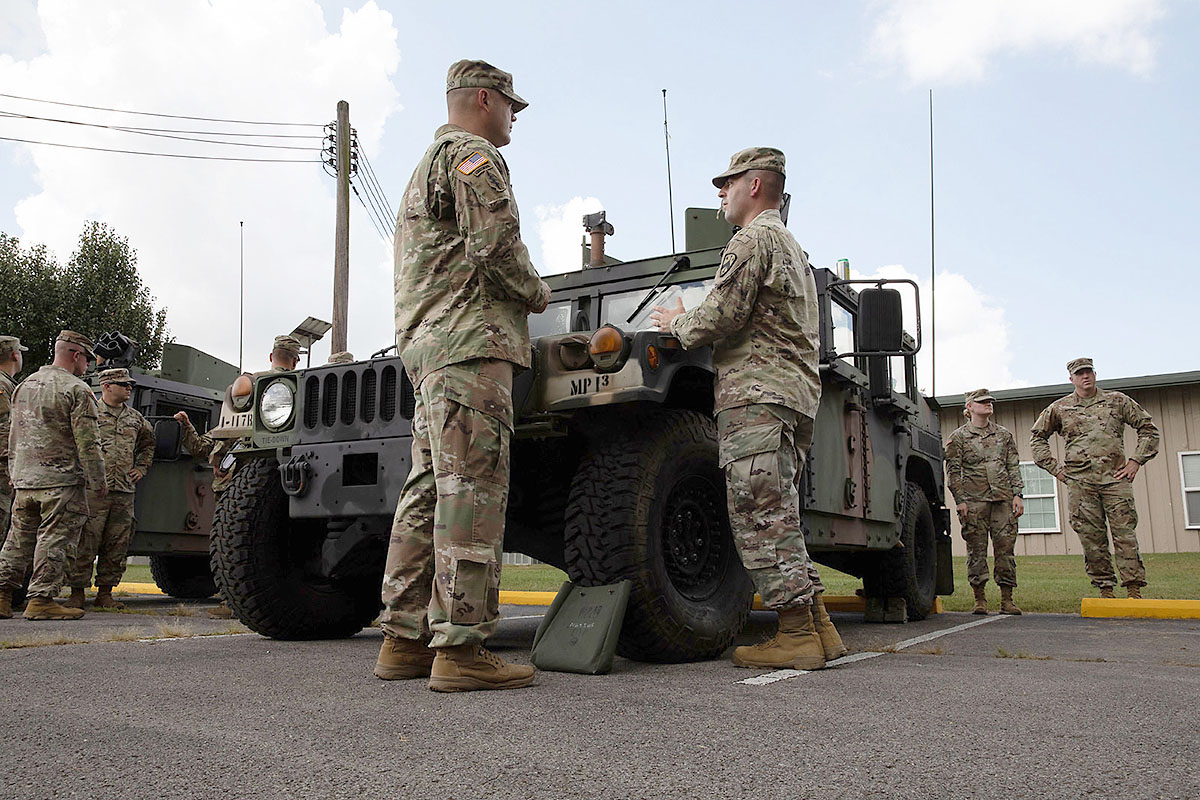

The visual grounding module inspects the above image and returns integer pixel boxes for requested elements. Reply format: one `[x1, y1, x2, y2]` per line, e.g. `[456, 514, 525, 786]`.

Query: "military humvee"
[89, 333, 237, 599]
[206, 209, 952, 662]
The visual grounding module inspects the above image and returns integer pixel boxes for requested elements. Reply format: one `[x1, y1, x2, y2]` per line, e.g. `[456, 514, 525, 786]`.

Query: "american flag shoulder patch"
[456, 151, 490, 175]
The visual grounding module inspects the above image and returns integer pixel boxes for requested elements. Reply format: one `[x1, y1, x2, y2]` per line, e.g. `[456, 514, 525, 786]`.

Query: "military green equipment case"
[531, 581, 631, 675]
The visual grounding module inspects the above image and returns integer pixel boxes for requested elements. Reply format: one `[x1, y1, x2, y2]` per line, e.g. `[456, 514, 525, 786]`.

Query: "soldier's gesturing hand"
[650, 297, 686, 331]
[1113, 459, 1141, 482]
[173, 411, 194, 431]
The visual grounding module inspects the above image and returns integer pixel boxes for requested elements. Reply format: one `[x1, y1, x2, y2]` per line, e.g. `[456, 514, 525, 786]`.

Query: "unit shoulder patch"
[456, 151, 490, 175]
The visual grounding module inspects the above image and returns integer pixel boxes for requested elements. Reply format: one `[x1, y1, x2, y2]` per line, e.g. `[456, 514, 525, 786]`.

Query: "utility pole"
[331, 100, 350, 354]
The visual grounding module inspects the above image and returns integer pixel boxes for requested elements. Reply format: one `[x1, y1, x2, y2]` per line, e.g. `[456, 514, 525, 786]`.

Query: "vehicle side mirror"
[856, 287, 904, 353]
[153, 418, 183, 462]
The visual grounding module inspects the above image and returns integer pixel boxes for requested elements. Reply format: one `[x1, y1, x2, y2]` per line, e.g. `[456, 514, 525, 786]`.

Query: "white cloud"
[869, 0, 1166, 84]
[0, 0, 401, 367]
[534, 196, 603, 276]
[854, 264, 1025, 396]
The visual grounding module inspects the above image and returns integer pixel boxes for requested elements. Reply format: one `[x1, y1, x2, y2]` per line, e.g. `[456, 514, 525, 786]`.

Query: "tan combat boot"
[812, 594, 848, 661]
[1126, 585, 1142, 600]
[0, 588, 11, 619]
[972, 584, 988, 615]
[732, 606, 826, 670]
[374, 634, 435, 680]
[93, 586, 125, 610]
[1099, 586, 1115, 599]
[999, 586, 1022, 615]
[428, 643, 536, 692]
[23, 596, 85, 620]
[64, 588, 87, 609]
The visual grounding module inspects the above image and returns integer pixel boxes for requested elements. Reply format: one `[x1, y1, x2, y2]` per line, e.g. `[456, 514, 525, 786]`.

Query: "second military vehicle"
[206, 209, 952, 662]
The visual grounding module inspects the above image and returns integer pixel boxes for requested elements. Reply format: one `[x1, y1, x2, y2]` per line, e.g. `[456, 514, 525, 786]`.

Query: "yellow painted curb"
[1081, 598, 1200, 619]
[115, 582, 164, 596]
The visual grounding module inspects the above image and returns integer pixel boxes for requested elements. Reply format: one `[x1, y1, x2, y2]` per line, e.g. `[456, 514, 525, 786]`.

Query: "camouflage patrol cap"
[1067, 357, 1094, 374]
[57, 330, 96, 358]
[446, 59, 528, 113]
[965, 388, 995, 404]
[326, 351, 355, 365]
[273, 335, 302, 358]
[0, 335, 28, 359]
[98, 367, 136, 386]
[712, 147, 787, 188]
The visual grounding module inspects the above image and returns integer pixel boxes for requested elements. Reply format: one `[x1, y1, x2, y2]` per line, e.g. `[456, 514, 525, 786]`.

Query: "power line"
[350, 183, 391, 243]
[0, 91, 324, 127]
[357, 146, 395, 223]
[0, 109, 322, 139]
[0, 110, 321, 151]
[0, 134, 321, 163]
[352, 173, 393, 240]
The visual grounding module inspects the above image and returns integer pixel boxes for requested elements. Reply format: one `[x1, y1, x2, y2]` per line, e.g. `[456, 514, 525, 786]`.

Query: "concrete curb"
[1081, 598, 1200, 619]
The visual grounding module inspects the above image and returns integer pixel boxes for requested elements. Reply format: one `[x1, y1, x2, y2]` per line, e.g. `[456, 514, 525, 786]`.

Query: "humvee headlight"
[588, 325, 629, 373]
[260, 380, 295, 430]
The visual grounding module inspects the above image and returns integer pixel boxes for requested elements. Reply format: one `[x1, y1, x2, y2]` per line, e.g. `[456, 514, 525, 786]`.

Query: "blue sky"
[1, 0, 1195, 393]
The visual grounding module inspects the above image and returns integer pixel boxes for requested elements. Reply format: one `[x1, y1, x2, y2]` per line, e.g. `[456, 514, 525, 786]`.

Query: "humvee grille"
[304, 376, 319, 428]
[381, 366, 396, 421]
[361, 368, 377, 423]
[321, 374, 338, 427]
[340, 371, 357, 425]
[298, 361, 415, 435]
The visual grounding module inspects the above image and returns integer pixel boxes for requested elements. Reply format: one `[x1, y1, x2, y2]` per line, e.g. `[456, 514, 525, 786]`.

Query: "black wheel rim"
[661, 474, 727, 602]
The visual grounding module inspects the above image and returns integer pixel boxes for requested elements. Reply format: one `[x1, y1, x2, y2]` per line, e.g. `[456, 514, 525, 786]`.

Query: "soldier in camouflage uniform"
[173, 334, 301, 618]
[64, 368, 154, 610]
[0, 331, 106, 620]
[1030, 358, 1159, 599]
[377, 59, 550, 692]
[651, 147, 843, 671]
[0, 335, 29, 550]
[944, 388, 1025, 615]
[326, 351, 355, 365]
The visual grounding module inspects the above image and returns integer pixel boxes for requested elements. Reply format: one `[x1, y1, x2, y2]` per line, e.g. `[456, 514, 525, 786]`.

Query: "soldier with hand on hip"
[64, 368, 154, 610]
[0, 331, 106, 620]
[944, 388, 1024, 615]
[0, 335, 29, 548]
[1030, 358, 1159, 599]
[651, 147, 846, 671]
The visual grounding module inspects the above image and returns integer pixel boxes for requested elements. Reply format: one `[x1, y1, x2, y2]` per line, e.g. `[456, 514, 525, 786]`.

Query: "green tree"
[0, 223, 170, 375]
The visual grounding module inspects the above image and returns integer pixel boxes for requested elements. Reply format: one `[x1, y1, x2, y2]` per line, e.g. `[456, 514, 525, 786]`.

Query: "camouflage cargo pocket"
[739, 541, 779, 570]
[717, 405, 784, 469]
[447, 544, 499, 624]
[436, 400, 510, 483]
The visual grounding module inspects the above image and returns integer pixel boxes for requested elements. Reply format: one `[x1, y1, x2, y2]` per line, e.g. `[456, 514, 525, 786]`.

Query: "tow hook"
[279, 455, 312, 497]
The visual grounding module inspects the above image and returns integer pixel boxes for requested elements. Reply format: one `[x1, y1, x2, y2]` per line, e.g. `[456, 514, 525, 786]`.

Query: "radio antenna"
[662, 89, 677, 254]
[929, 89, 936, 399]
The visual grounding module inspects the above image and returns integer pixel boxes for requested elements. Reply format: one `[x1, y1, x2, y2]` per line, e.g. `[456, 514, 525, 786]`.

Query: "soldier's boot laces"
[732, 606, 826, 670]
[812, 594, 848, 661]
[972, 584, 988, 615]
[1099, 586, 1116, 599]
[428, 643, 536, 692]
[93, 586, 125, 610]
[1126, 585, 1143, 600]
[999, 586, 1022, 615]
[374, 634, 435, 680]
[23, 596, 84, 620]
[0, 588, 12, 619]
[63, 588, 86, 609]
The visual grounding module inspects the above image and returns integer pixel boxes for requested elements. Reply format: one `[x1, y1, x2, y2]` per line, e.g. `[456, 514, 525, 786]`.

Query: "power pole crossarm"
[331, 100, 350, 354]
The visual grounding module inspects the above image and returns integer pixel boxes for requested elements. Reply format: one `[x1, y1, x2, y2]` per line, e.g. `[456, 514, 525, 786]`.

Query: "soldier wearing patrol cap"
[326, 351, 355, 365]
[1030, 358, 1159, 598]
[63, 367, 154, 610]
[270, 335, 301, 371]
[0, 331, 106, 620]
[376, 59, 550, 692]
[944, 388, 1025, 614]
[0, 335, 29, 548]
[651, 147, 846, 671]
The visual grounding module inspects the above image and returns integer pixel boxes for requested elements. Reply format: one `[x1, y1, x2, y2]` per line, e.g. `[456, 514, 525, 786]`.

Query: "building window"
[1180, 452, 1200, 530]
[1018, 462, 1060, 533]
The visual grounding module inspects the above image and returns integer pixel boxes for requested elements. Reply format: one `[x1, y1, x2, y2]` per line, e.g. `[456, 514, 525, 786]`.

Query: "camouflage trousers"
[0, 484, 89, 598]
[66, 490, 135, 589]
[718, 403, 824, 610]
[0, 464, 12, 548]
[960, 500, 1017, 587]
[1067, 479, 1145, 589]
[379, 359, 513, 648]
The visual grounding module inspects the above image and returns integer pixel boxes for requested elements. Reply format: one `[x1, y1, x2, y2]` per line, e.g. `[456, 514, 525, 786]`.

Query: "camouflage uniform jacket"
[394, 124, 545, 387]
[944, 420, 1023, 503]
[0, 370, 15, 475]
[96, 401, 155, 493]
[1030, 389, 1159, 485]
[671, 209, 821, 417]
[7, 365, 105, 490]
[179, 419, 237, 493]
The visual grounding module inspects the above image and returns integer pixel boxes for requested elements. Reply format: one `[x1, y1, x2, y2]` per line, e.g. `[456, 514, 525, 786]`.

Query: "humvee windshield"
[601, 279, 715, 331]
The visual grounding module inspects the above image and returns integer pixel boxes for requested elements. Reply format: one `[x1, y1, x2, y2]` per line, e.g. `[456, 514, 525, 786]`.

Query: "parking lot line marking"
[737, 614, 1011, 685]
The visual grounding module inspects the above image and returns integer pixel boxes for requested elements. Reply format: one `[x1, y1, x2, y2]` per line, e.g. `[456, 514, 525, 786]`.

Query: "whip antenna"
[663, 89, 676, 254]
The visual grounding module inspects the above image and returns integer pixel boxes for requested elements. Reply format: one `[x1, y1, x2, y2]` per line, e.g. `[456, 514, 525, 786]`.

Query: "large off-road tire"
[148, 554, 217, 599]
[210, 458, 380, 639]
[564, 408, 752, 662]
[866, 482, 937, 621]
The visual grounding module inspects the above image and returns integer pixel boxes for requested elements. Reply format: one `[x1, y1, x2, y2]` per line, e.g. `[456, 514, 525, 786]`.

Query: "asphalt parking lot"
[2, 596, 1198, 800]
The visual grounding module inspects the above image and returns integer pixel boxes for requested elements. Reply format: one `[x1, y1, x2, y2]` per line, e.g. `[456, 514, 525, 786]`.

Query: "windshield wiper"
[625, 255, 690, 324]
